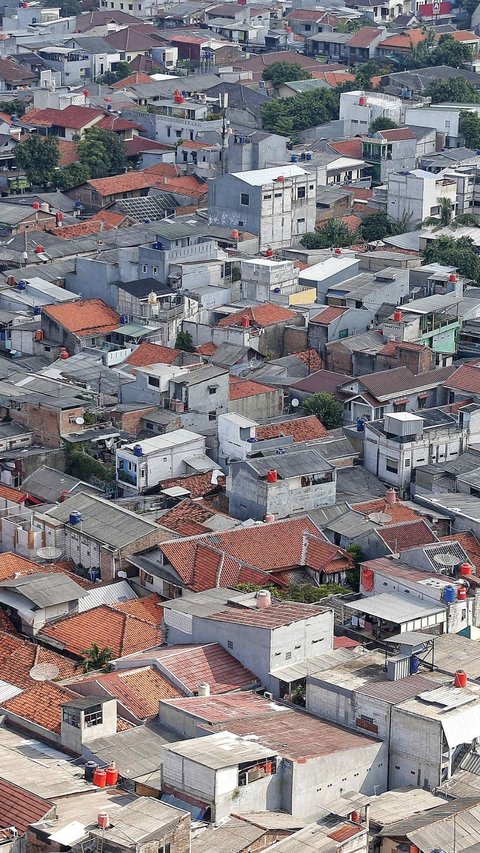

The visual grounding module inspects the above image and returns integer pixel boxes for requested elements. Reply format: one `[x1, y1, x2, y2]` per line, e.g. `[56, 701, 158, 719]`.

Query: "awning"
[394, 398, 408, 405]
[442, 704, 480, 748]
[114, 323, 151, 338]
[345, 593, 445, 624]
[185, 456, 219, 473]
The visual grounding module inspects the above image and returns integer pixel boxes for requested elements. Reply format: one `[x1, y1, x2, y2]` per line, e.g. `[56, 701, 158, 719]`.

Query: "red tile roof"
[132, 643, 258, 693]
[218, 303, 297, 328]
[125, 136, 173, 157]
[42, 298, 120, 337]
[208, 602, 323, 628]
[330, 139, 363, 159]
[111, 71, 152, 88]
[377, 519, 438, 552]
[162, 692, 273, 723]
[88, 163, 178, 197]
[378, 128, 416, 141]
[111, 593, 163, 624]
[315, 70, 355, 88]
[159, 471, 225, 499]
[291, 369, 350, 397]
[39, 604, 163, 659]
[0, 778, 52, 833]
[90, 209, 128, 228]
[0, 630, 77, 688]
[0, 483, 27, 504]
[448, 29, 478, 41]
[48, 220, 106, 240]
[229, 376, 277, 400]
[292, 349, 323, 372]
[196, 342, 217, 356]
[96, 115, 142, 133]
[444, 361, 480, 395]
[311, 306, 348, 325]
[154, 175, 207, 199]
[334, 636, 360, 649]
[348, 26, 383, 47]
[125, 342, 182, 367]
[352, 498, 420, 524]
[79, 665, 181, 719]
[3, 682, 79, 733]
[179, 139, 218, 150]
[23, 105, 105, 130]
[379, 29, 427, 50]
[378, 340, 426, 357]
[160, 516, 351, 589]
[255, 415, 327, 442]
[286, 9, 340, 21]
[159, 498, 217, 533]
[441, 531, 480, 573]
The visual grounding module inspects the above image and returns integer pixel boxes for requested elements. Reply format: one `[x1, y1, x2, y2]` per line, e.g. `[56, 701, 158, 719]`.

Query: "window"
[386, 457, 398, 473]
[286, 651, 292, 660]
[142, 264, 147, 273]
[166, 126, 171, 137]
[152, 266, 158, 275]
[146, 422, 154, 430]
[175, 130, 182, 138]
[309, 184, 314, 190]
[63, 708, 80, 728]
[274, 192, 282, 198]
[297, 186, 306, 199]
[148, 376, 160, 388]
[227, 640, 233, 649]
[143, 571, 154, 585]
[240, 192, 250, 206]
[208, 385, 217, 395]
[84, 705, 103, 727]
[304, 23, 311, 30]
[263, 193, 271, 200]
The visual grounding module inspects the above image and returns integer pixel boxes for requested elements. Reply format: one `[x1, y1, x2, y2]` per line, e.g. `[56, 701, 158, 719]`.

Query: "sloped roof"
[348, 26, 383, 47]
[39, 604, 163, 658]
[444, 361, 480, 394]
[159, 471, 225, 498]
[23, 105, 104, 130]
[125, 342, 182, 367]
[352, 498, 420, 523]
[377, 519, 438, 552]
[2, 682, 78, 733]
[0, 778, 52, 833]
[42, 298, 120, 337]
[229, 376, 277, 400]
[329, 139, 363, 159]
[310, 306, 349, 325]
[255, 415, 327, 442]
[78, 666, 181, 719]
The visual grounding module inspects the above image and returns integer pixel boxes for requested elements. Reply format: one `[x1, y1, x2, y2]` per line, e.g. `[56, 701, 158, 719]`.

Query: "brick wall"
[10, 403, 85, 448]
[110, 406, 158, 435]
[100, 527, 173, 582]
[325, 341, 353, 375]
[284, 325, 308, 356]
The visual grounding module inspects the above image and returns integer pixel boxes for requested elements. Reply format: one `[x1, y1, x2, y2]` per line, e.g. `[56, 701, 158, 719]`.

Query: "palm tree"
[82, 643, 113, 673]
[423, 197, 454, 228]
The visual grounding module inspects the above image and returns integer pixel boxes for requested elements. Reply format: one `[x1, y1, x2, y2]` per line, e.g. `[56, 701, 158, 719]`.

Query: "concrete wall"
[229, 388, 284, 421]
[227, 464, 336, 521]
[389, 708, 442, 789]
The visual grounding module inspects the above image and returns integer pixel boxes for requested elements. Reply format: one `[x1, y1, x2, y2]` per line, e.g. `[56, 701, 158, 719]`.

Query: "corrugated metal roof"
[442, 703, 480, 748]
[78, 580, 137, 613]
[346, 592, 445, 622]
[0, 680, 22, 703]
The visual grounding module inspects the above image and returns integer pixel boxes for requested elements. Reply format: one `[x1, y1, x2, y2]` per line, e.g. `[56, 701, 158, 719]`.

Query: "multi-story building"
[340, 90, 403, 138]
[115, 429, 213, 495]
[362, 128, 417, 184]
[126, 92, 225, 147]
[208, 165, 316, 251]
[387, 169, 457, 226]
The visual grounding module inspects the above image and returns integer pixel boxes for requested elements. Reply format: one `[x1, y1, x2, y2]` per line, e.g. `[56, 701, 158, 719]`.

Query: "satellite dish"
[36, 546, 62, 562]
[29, 663, 60, 681]
[117, 571, 127, 578]
[433, 553, 458, 567]
[368, 511, 392, 524]
[75, 417, 85, 425]
[291, 398, 299, 408]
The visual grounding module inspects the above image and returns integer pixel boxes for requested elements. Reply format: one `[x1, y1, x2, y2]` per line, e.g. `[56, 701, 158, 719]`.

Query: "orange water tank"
[93, 768, 107, 788]
[275, 175, 285, 182]
[350, 811, 361, 823]
[265, 248, 273, 257]
[454, 669, 467, 688]
[393, 309, 402, 322]
[34, 245, 44, 254]
[231, 229, 239, 239]
[267, 469, 277, 483]
[34, 329, 44, 342]
[457, 586, 467, 600]
[359, 96, 366, 106]
[105, 765, 119, 786]
[449, 273, 456, 282]
[60, 350, 69, 360]
[97, 812, 110, 829]
[460, 562, 473, 577]
[241, 315, 250, 328]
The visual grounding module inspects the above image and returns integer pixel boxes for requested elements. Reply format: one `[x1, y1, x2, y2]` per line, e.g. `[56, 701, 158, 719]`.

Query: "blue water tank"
[410, 655, 419, 674]
[291, 154, 298, 163]
[69, 511, 82, 526]
[356, 417, 365, 432]
[273, 287, 281, 293]
[247, 437, 258, 443]
[74, 199, 82, 209]
[305, 152, 312, 161]
[119, 314, 128, 325]
[444, 585, 456, 603]
[32, 16, 36, 22]
[33, 306, 41, 316]
[18, 280, 26, 290]
[153, 241, 164, 250]
[133, 444, 143, 458]
[182, 90, 188, 97]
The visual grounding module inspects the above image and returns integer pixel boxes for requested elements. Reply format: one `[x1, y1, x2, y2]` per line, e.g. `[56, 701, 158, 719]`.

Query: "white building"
[208, 165, 317, 251]
[363, 410, 479, 492]
[339, 90, 402, 137]
[404, 104, 480, 148]
[387, 169, 457, 226]
[116, 429, 214, 495]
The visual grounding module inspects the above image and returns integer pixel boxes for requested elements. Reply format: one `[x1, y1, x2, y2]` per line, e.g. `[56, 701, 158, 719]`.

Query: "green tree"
[423, 235, 480, 283]
[455, 212, 480, 226]
[263, 62, 312, 87]
[346, 544, 364, 591]
[0, 99, 26, 117]
[53, 161, 90, 190]
[175, 330, 194, 352]
[96, 60, 132, 85]
[82, 643, 113, 673]
[460, 110, 480, 149]
[15, 134, 59, 189]
[427, 76, 480, 104]
[354, 59, 382, 90]
[423, 196, 454, 227]
[458, 0, 479, 25]
[300, 218, 354, 250]
[369, 116, 399, 133]
[360, 212, 398, 242]
[431, 34, 473, 68]
[261, 88, 340, 140]
[303, 392, 343, 429]
[77, 127, 126, 178]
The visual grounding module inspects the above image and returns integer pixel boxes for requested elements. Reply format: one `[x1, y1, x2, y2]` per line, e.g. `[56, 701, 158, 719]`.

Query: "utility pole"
[221, 91, 228, 175]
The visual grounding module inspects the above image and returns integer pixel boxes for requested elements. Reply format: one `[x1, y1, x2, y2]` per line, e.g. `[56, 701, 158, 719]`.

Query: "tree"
[0, 99, 25, 117]
[263, 62, 312, 87]
[77, 127, 126, 178]
[261, 88, 340, 140]
[369, 116, 399, 133]
[427, 76, 480, 104]
[15, 134, 59, 189]
[431, 34, 473, 68]
[53, 162, 90, 190]
[82, 643, 113, 673]
[423, 196, 454, 227]
[360, 212, 398, 242]
[354, 60, 382, 90]
[300, 218, 355, 250]
[96, 61, 132, 85]
[44, 0, 81, 15]
[461, 110, 480, 149]
[303, 392, 343, 429]
[423, 235, 480, 283]
[175, 330, 194, 352]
